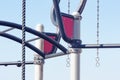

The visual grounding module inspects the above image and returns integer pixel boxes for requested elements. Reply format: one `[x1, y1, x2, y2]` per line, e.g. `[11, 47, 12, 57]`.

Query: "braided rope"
[22, 0, 26, 80]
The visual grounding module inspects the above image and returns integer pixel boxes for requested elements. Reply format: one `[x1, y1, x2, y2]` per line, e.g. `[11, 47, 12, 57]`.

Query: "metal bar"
[26, 33, 58, 43]
[26, 37, 40, 42]
[34, 24, 44, 80]
[77, 0, 87, 14]
[45, 52, 65, 59]
[70, 12, 81, 80]
[0, 27, 15, 33]
[0, 61, 34, 67]
[80, 44, 120, 48]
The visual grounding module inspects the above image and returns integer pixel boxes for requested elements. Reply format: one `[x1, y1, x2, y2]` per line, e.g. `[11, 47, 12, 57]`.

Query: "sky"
[0, 0, 120, 80]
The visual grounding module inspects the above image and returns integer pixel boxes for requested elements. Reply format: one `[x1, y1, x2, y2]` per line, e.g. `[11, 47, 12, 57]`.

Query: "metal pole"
[70, 12, 81, 80]
[34, 24, 44, 80]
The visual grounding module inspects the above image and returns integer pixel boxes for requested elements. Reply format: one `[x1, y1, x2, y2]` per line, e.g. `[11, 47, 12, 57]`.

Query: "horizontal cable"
[80, 44, 120, 48]
[0, 61, 33, 67]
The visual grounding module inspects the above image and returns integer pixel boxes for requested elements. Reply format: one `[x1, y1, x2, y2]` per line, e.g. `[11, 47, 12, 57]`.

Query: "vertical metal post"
[70, 12, 81, 80]
[34, 24, 44, 80]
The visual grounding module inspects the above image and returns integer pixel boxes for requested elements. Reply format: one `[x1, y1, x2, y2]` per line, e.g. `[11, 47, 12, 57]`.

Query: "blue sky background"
[0, 0, 120, 80]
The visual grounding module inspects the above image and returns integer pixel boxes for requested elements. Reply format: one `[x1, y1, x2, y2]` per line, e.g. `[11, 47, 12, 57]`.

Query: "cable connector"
[70, 39, 82, 48]
[34, 56, 44, 65]
[68, 47, 82, 54]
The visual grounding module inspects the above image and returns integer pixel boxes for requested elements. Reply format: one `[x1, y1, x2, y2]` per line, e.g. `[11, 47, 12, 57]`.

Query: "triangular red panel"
[62, 16, 74, 39]
[44, 36, 56, 55]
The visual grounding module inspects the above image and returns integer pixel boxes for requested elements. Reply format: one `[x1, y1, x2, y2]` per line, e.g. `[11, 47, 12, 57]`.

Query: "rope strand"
[22, 0, 26, 80]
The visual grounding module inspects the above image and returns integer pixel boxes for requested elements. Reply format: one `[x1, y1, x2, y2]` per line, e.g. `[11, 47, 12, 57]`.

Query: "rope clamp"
[68, 48, 82, 54]
[34, 56, 44, 65]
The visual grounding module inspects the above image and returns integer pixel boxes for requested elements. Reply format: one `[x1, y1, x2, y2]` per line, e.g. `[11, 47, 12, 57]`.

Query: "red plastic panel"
[62, 16, 74, 39]
[44, 36, 56, 55]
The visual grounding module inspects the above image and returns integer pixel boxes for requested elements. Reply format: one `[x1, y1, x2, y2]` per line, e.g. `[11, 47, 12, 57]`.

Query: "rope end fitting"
[34, 56, 45, 65]
[68, 39, 82, 54]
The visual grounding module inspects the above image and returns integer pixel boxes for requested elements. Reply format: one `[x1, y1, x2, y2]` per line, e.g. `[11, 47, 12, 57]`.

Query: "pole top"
[72, 12, 82, 20]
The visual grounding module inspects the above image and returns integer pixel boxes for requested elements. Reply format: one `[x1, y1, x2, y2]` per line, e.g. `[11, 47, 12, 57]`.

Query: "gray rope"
[22, 0, 26, 80]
